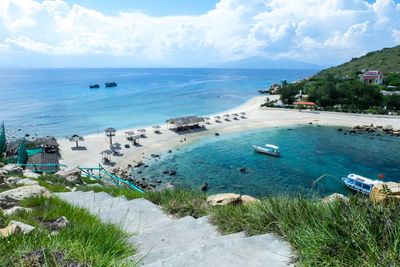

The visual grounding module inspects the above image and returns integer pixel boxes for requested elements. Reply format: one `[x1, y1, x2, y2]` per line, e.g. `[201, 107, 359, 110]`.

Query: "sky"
[0, 0, 399, 68]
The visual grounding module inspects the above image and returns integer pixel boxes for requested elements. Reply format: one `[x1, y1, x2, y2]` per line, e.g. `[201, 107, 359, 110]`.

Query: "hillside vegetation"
[318, 45, 400, 78]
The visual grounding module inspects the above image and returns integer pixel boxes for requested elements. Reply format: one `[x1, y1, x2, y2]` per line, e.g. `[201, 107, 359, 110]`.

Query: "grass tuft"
[79, 185, 143, 200]
[209, 195, 400, 266]
[0, 196, 135, 266]
[144, 188, 208, 218]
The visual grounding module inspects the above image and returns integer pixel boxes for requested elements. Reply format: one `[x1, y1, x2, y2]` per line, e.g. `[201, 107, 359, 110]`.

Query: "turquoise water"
[138, 126, 400, 196]
[0, 68, 316, 137]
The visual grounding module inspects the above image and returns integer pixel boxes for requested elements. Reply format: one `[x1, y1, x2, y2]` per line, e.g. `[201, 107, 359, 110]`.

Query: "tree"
[384, 95, 400, 111]
[0, 122, 6, 156]
[278, 82, 302, 104]
[17, 139, 28, 165]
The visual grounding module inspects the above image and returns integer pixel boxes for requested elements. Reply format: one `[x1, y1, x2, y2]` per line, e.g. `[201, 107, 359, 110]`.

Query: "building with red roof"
[359, 70, 384, 85]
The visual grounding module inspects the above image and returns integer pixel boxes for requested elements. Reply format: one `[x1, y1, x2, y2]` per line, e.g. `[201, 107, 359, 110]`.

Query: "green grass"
[318, 45, 400, 77]
[144, 188, 208, 218]
[209, 195, 400, 267]
[110, 187, 400, 266]
[79, 184, 143, 200]
[36, 174, 76, 193]
[0, 196, 135, 266]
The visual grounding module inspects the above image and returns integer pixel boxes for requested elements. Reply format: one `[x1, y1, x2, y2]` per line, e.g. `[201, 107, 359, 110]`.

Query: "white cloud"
[0, 0, 399, 67]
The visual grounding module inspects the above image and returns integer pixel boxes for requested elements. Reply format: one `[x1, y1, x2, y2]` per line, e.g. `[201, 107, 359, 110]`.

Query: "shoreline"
[58, 95, 400, 169]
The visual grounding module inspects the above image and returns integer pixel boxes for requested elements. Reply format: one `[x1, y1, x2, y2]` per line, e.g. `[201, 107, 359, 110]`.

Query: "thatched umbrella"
[240, 112, 246, 118]
[214, 116, 222, 122]
[223, 114, 231, 120]
[203, 117, 211, 124]
[125, 131, 135, 140]
[100, 149, 113, 163]
[69, 134, 84, 148]
[105, 128, 116, 145]
[137, 129, 146, 137]
[153, 125, 161, 133]
[231, 113, 239, 120]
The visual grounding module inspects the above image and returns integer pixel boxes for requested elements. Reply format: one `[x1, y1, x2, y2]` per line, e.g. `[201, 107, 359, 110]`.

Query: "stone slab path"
[56, 191, 293, 267]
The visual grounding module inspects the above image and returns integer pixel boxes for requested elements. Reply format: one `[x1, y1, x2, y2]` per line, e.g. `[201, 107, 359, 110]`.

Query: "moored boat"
[341, 173, 383, 195]
[105, 82, 118, 88]
[89, 84, 100, 88]
[252, 144, 280, 156]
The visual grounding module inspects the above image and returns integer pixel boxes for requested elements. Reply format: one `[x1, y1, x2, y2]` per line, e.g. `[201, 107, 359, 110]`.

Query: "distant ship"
[105, 82, 118, 88]
[89, 84, 100, 89]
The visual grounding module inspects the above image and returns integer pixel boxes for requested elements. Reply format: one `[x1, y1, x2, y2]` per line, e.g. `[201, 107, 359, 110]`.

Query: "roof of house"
[26, 152, 60, 173]
[295, 101, 317, 106]
[166, 116, 204, 126]
[33, 137, 59, 147]
[361, 70, 383, 78]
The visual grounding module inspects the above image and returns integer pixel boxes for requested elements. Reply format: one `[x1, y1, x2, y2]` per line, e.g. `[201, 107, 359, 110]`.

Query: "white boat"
[252, 144, 280, 157]
[341, 173, 383, 195]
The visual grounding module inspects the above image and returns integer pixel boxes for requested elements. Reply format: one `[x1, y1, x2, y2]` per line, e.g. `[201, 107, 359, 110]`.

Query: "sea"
[137, 126, 400, 197]
[2, 68, 399, 196]
[0, 68, 315, 138]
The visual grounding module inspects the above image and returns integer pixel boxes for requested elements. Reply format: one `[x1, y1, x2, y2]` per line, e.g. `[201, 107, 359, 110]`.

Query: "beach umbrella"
[214, 116, 221, 122]
[240, 112, 246, 118]
[69, 134, 84, 148]
[137, 129, 146, 136]
[153, 125, 161, 133]
[125, 131, 135, 140]
[223, 114, 230, 120]
[100, 149, 113, 161]
[105, 127, 116, 145]
[231, 113, 239, 119]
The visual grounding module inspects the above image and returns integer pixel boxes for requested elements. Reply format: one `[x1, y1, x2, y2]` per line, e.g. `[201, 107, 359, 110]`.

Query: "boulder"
[0, 221, 35, 238]
[322, 193, 349, 203]
[23, 170, 40, 179]
[55, 167, 81, 178]
[240, 195, 260, 205]
[155, 182, 176, 192]
[2, 164, 23, 175]
[16, 179, 39, 186]
[383, 125, 393, 131]
[0, 185, 52, 209]
[0, 162, 5, 168]
[65, 175, 82, 184]
[371, 182, 400, 203]
[207, 193, 241, 206]
[3, 206, 32, 216]
[44, 216, 70, 231]
[5, 176, 22, 186]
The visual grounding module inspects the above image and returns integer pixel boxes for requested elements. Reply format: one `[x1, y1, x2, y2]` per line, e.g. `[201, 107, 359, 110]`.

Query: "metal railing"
[80, 164, 144, 193]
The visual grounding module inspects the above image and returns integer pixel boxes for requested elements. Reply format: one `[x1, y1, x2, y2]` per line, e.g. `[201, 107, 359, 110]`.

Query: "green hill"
[318, 45, 400, 78]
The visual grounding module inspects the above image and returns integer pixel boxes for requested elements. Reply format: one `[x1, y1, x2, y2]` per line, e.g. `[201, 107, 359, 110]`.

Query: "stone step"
[136, 232, 246, 266]
[57, 191, 293, 267]
[131, 215, 219, 254]
[141, 233, 293, 267]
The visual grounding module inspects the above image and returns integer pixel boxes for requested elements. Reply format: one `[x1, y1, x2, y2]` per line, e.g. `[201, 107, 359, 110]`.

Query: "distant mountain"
[317, 45, 400, 77]
[217, 56, 322, 70]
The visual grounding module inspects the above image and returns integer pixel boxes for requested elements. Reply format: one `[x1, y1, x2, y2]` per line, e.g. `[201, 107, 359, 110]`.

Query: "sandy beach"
[58, 95, 400, 169]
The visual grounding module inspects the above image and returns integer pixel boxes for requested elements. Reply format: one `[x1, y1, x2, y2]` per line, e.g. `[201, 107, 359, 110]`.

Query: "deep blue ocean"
[137, 126, 400, 196]
[0, 68, 316, 138]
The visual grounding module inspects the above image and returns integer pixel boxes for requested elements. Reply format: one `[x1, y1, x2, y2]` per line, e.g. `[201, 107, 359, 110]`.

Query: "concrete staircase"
[56, 191, 293, 267]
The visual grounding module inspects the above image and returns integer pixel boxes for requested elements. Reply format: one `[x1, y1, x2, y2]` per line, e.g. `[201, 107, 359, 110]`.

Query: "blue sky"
[62, 0, 219, 16]
[0, 0, 399, 68]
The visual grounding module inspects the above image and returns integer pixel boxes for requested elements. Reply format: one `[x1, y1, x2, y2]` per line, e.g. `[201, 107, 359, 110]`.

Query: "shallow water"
[138, 126, 400, 197]
[0, 68, 316, 138]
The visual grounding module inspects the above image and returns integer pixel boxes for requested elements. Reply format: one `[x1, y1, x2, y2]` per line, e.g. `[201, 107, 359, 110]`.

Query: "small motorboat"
[105, 82, 118, 88]
[341, 173, 383, 195]
[89, 84, 100, 89]
[252, 144, 280, 156]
